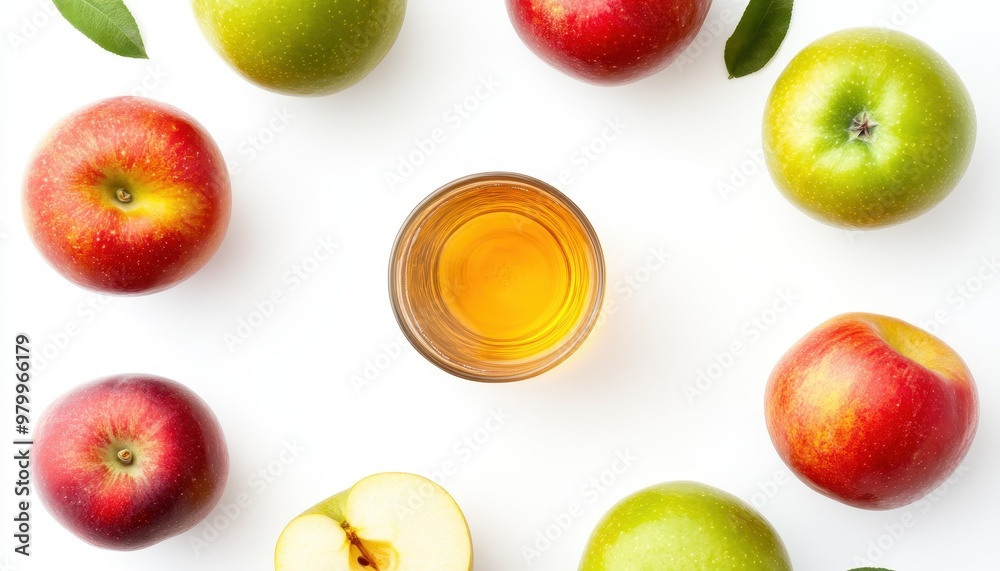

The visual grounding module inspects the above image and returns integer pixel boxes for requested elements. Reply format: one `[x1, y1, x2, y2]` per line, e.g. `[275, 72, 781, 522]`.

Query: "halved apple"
[275, 472, 473, 570]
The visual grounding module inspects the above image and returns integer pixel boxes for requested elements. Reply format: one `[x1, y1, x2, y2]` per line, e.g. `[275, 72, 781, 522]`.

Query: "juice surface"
[436, 210, 572, 342]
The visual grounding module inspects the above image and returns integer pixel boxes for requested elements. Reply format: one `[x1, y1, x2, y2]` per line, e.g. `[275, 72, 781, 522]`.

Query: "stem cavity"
[115, 188, 133, 203]
[117, 449, 134, 465]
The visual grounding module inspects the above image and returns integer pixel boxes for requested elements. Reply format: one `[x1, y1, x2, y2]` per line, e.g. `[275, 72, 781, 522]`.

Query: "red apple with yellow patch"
[765, 312, 978, 510]
[22, 96, 231, 295]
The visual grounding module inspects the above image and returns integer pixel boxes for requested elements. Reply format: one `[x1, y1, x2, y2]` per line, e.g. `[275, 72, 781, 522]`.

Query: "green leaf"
[724, 0, 793, 78]
[52, 0, 148, 59]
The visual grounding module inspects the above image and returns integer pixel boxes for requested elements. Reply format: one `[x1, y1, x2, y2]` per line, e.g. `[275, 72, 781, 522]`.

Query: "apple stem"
[115, 188, 133, 203]
[116, 449, 133, 465]
[341, 523, 380, 570]
[849, 111, 879, 143]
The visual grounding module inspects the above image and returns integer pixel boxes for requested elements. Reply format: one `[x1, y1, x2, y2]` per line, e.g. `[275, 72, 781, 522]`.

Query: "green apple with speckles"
[192, 0, 405, 96]
[579, 481, 792, 571]
[763, 28, 976, 229]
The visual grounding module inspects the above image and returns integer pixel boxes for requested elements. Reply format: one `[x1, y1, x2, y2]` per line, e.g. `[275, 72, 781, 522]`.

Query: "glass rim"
[388, 171, 606, 382]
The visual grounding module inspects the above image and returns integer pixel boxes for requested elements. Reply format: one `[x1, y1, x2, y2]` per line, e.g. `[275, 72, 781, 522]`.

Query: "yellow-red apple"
[765, 312, 978, 510]
[22, 96, 231, 295]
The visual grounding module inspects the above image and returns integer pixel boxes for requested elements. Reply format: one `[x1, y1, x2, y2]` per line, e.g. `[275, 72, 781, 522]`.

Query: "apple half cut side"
[275, 472, 473, 571]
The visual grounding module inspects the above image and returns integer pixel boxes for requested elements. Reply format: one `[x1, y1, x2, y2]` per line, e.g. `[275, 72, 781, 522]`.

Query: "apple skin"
[34, 374, 229, 550]
[765, 313, 978, 510]
[22, 96, 231, 295]
[763, 28, 976, 228]
[580, 481, 792, 570]
[192, 0, 406, 96]
[506, 0, 712, 85]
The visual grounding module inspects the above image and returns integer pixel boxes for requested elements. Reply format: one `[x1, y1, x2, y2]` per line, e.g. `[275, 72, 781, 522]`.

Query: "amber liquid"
[391, 174, 603, 381]
[438, 210, 576, 342]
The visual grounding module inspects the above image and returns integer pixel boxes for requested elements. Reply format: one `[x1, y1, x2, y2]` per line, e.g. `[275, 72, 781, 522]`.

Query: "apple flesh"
[765, 313, 978, 510]
[580, 481, 792, 570]
[22, 96, 231, 295]
[506, 0, 712, 85]
[34, 374, 229, 550]
[192, 0, 406, 96]
[275, 472, 473, 570]
[763, 28, 976, 228]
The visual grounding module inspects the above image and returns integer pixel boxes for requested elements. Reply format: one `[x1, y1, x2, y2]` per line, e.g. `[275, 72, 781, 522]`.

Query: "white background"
[2, 0, 999, 569]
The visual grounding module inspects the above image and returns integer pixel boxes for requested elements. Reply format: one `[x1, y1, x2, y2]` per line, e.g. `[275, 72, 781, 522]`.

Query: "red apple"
[765, 313, 978, 510]
[506, 0, 713, 85]
[34, 374, 229, 550]
[22, 96, 231, 295]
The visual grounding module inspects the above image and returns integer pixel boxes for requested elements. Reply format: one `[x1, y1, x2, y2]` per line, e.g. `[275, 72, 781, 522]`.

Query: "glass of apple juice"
[389, 172, 605, 382]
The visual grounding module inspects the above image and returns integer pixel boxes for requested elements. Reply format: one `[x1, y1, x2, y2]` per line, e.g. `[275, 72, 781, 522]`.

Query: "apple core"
[342, 522, 395, 570]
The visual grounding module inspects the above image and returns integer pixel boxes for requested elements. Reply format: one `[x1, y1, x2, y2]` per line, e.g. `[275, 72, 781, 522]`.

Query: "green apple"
[580, 481, 792, 571]
[763, 28, 976, 229]
[274, 472, 473, 570]
[192, 0, 406, 96]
